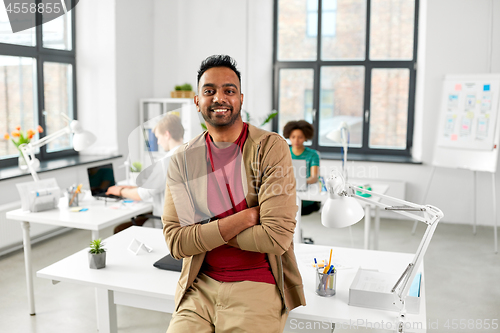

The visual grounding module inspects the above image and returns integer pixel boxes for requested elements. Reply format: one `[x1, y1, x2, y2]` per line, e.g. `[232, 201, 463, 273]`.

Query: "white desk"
[296, 183, 389, 250]
[6, 198, 153, 315]
[37, 227, 426, 333]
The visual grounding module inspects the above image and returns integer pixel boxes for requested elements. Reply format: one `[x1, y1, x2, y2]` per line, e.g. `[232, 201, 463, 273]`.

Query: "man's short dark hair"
[283, 120, 315, 140]
[197, 55, 241, 86]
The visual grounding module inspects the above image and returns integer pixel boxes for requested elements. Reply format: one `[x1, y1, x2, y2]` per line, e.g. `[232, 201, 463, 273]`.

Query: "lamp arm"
[18, 126, 71, 182]
[391, 210, 441, 333]
[347, 184, 424, 210]
[393, 210, 441, 300]
[28, 126, 71, 149]
[355, 195, 429, 223]
[345, 184, 430, 223]
[330, 178, 443, 332]
[19, 144, 40, 181]
[340, 123, 348, 180]
[343, 183, 444, 311]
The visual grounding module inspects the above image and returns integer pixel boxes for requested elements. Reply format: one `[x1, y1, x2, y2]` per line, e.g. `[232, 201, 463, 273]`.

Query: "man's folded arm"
[162, 179, 228, 259]
[234, 138, 298, 255]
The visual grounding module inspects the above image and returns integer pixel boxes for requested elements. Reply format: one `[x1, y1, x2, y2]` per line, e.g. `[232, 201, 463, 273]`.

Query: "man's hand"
[218, 206, 260, 242]
[106, 185, 136, 196]
[106, 185, 123, 196]
[242, 206, 260, 228]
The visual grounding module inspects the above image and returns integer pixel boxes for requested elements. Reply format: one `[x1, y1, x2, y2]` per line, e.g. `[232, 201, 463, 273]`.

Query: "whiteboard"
[433, 74, 500, 173]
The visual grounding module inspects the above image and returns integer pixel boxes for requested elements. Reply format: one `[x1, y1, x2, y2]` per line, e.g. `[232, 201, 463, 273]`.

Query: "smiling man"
[162, 55, 305, 333]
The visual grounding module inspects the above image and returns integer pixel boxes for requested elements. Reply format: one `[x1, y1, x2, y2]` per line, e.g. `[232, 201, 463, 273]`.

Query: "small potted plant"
[171, 83, 195, 98]
[88, 238, 106, 269]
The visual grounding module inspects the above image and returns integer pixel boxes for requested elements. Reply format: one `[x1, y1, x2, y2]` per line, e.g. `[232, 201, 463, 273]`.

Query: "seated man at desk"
[106, 114, 184, 230]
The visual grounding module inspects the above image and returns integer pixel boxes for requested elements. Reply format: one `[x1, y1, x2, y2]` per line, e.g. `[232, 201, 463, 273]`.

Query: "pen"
[323, 255, 330, 274]
[328, 265, 335, 289]
[327, 249, 332, 269]
[321, 264, 333, 290]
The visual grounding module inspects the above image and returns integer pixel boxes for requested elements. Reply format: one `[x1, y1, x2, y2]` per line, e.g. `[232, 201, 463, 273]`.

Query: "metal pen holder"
[67, 190, 79, 207]
[316, 270, 336, 297]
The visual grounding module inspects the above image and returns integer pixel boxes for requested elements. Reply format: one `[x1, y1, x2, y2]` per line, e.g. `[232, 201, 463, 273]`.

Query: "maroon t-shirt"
[202, 123, 275, 284]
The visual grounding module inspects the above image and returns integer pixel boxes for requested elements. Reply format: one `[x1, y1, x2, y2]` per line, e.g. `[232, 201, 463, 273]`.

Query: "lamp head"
[321, 196, 364, 228]
[326, 121, 349, 144]
[321, 171, 364, 228]
[70, 120, 96, 151]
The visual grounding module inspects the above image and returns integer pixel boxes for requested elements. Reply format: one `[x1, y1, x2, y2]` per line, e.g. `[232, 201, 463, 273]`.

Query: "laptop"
[87, 163, 123, 200]
[292, 159, 307, 192]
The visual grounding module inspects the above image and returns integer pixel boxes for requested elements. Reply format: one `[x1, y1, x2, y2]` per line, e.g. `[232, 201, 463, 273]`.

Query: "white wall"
[115, 0, 155, 163]
[153, 0, 274, 125]
[76, 0, 118, 156]
[78, 0, 155, 180]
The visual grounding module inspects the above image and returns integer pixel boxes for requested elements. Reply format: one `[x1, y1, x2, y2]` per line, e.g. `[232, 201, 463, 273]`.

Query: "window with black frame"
[0, 3, 76, 168]
[273, 0, 418, 157]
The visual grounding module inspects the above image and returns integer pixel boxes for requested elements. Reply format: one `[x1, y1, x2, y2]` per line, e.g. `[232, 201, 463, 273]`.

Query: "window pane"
[0, 56, 37, 158]
[42, 13, 72, 50]
[43, 62, 73, 152]
[370, 0, 415, 60]
[0, 6, 36, 46]
[321, 0, 366, 60]
[278, 0, 317, 61]
[369, 68, 409, 149]
[319, 66, 364, 147]
[278, 69, 315, 135]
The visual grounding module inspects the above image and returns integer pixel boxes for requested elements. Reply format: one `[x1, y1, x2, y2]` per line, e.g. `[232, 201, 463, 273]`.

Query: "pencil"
[323, 249, 333, 274]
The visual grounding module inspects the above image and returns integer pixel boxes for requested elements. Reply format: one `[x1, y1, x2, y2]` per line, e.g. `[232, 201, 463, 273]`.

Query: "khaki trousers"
[167, 273, 288, 333]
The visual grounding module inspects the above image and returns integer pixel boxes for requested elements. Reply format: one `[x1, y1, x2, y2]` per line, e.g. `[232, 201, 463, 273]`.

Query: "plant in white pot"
[129, 161, 142, 185]
[88, 238, 106, 269]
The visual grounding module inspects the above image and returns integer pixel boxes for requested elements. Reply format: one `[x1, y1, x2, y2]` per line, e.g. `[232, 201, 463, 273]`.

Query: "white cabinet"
[135, 98, 203, 168]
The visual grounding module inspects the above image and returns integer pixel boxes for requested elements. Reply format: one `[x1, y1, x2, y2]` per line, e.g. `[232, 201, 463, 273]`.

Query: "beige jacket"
[162, 123, 306, 314]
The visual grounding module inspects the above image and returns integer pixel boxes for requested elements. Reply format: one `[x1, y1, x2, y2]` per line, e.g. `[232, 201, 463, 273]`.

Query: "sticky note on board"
[451, 134, 458, 141]
[466, 112, 474, 119]
[484, 84, 490, 91]
[455, 84, 462, 91]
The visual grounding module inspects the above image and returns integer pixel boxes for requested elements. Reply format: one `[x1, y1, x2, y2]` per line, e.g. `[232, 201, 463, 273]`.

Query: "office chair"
[113, 213, 161, 234]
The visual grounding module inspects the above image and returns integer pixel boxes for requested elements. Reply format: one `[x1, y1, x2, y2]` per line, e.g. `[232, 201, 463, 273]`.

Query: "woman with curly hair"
[283, 120, 321, 216]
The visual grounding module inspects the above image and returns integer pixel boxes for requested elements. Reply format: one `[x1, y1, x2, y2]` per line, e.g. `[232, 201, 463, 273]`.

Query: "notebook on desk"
[153, 254, 183, 272]
[87, 163, 123, 200]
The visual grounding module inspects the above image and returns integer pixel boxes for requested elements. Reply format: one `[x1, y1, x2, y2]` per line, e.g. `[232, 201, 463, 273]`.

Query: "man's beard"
[202, 103, 242, 128]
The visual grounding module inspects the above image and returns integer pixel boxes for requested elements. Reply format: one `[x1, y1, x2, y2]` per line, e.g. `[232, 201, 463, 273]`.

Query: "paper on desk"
[351, 269, 396, 293]
[108, 200, 140, 210]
